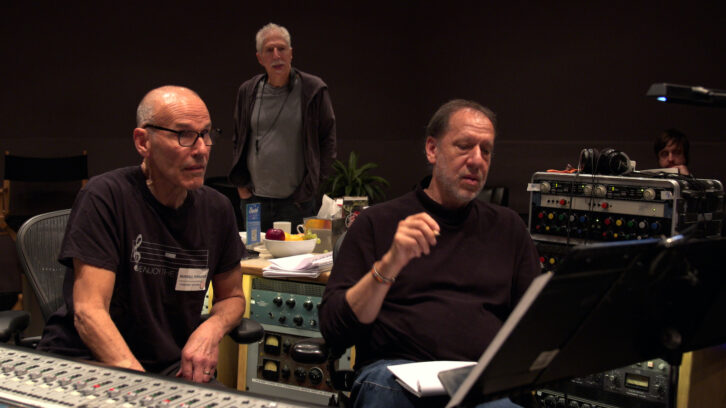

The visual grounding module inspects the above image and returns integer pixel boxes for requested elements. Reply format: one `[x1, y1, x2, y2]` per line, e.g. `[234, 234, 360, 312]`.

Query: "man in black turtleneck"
[319, 100, 541, 408]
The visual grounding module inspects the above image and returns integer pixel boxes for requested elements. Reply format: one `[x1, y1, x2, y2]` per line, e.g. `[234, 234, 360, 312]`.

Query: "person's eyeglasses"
[143, 124, 221, 147]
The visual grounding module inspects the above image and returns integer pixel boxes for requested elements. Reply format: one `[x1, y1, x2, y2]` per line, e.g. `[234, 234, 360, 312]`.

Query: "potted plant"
[324, 151, 390, 204]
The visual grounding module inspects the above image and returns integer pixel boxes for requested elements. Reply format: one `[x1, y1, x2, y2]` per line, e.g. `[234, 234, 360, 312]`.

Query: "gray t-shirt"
[247, 75, 304, 198]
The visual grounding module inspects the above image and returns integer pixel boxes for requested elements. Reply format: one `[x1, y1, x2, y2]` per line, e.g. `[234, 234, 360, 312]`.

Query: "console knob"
[541, 182, 551, 194]
[272, 296, 283, 307]
[294, 368, 307, 381]
[293, 316, 304, 326]
[309, 368, 324, 385]
[281, 365, 291, 379]
[286, 298, 296, 308]
[303, 300, 314, 310]
[278, 316, 286, 323]
[643, 188, 656, 201]
[582, 184, 593, 196]
[594, 185, 607, 197]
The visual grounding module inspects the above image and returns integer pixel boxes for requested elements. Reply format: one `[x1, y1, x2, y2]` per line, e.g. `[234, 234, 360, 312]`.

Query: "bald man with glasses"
[38, 86, 246, 385]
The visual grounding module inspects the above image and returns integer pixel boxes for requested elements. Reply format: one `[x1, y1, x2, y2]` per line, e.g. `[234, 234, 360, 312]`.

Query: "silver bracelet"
[371, 262, 395, 285]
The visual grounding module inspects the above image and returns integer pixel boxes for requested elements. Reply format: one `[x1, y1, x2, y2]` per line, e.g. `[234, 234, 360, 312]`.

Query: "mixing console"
[0, 343, 322, 408]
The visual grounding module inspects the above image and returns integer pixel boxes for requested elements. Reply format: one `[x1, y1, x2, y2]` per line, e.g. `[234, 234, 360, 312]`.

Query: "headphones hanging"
[579, 148, 633, 175]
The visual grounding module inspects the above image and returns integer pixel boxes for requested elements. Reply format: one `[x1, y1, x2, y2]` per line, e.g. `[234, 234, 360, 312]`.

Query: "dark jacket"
[229, 68, 337, 203]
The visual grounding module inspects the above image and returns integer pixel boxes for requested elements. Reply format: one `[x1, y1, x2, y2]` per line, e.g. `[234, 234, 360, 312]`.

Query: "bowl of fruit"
[263, 228, 319, 258]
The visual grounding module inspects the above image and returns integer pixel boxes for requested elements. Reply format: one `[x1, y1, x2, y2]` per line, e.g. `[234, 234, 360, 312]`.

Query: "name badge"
[175, 268, 209, 291]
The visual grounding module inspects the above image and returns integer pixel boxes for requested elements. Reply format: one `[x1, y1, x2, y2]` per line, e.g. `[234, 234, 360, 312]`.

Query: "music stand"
[440, 236, 726, 408]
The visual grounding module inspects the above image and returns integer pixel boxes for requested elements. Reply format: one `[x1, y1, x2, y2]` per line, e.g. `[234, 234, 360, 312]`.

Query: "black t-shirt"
[38, 166, 244, 372]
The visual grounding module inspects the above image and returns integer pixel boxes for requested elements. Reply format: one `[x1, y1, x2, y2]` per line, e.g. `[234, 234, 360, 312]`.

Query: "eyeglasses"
[143, 124, 221, 147]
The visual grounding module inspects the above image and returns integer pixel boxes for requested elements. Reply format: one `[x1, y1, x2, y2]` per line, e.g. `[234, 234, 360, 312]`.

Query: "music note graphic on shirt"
[132, 234, 143, 270]
[130, 233, 209, 277]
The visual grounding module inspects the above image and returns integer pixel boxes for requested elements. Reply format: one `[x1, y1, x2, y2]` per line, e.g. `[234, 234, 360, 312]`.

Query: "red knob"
[601, 202, 609, 209]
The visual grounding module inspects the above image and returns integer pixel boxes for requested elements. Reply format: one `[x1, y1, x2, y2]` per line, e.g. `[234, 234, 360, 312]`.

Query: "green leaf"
[325, 151, 389, 202]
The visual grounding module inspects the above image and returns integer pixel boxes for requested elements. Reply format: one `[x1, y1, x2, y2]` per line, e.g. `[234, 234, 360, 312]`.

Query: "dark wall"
[2, 1, 725, 215]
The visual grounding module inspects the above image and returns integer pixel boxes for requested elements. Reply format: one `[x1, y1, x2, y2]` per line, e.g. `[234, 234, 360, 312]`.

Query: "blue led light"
[657, 96, 667, 102]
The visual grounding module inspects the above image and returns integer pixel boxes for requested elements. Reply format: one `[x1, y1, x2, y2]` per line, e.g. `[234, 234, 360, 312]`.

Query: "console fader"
[0, 343, 321, 407]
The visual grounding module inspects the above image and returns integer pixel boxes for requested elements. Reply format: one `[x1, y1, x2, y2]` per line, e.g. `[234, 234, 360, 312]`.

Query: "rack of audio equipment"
[527, 171, 724, 408]
[242, 275, 352, 406]
[528, 171, 724, 271]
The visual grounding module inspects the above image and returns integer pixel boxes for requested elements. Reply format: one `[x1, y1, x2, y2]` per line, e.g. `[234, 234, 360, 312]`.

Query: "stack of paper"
[262, 252, 333, 278]
[387, 361, 476, 397]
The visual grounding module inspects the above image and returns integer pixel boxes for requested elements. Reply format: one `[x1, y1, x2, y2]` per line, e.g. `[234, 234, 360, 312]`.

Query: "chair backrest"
[478, 186, 509, 207]
[204, 176, 244, 231]
[15, 209, 72, 321]
[2, 151, 87, 233]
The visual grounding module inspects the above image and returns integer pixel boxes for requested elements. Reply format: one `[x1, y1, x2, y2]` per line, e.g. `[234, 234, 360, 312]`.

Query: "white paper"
[266, 252, 332, 271]
[262, 252, 333, 278]
[387, 361, 476, 397]
[318, 194, 341, 218]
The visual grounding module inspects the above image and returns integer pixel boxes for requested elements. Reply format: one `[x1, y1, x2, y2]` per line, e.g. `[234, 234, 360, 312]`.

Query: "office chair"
[205, 176, 244, 231]
[1, 151, 88, 241]
[413, 175, 509, 207]
[6, 209, 263, 349]
[478, 186, 509, 207]
[291, 232, 354, 406]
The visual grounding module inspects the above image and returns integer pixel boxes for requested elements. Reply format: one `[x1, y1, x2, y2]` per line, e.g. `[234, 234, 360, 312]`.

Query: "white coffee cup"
[273, 221, 291, 234]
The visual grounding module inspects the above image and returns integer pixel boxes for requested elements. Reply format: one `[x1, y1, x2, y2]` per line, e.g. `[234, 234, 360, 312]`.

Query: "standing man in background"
[230, 22, 336, 231]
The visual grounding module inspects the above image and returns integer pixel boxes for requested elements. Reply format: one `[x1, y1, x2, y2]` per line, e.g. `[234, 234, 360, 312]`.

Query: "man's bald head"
[136, 86, 205, 127]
